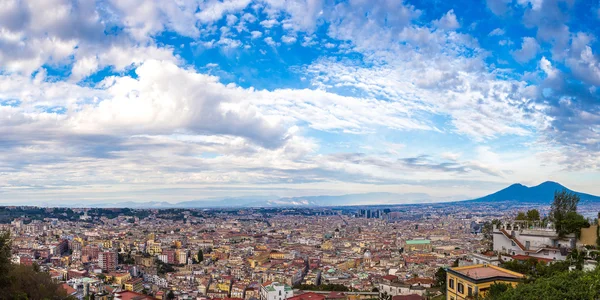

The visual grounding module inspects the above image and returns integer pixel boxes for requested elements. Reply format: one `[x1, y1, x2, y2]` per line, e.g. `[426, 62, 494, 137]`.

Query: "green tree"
[482, 221, 494, 251]
[567, 248, 585, 270]
[0, 231, 11, 288]
[434, 267, 446, 290]
[484, 283, 512, 299]
[167, 290, 175, 300]
[515, 212, 527, 221]
[0, 231, 75, 299]
[526, 209, 540, 222]
[198, 249, 204, 262]
[490, 269, 599, 300]
[550, 190, 589, 238]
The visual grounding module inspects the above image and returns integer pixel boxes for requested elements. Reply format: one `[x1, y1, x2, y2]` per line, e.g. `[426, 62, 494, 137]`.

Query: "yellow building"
[405, 239, 431, 252]
[108, 272, 132, 285]
[173, 240, 182, 249]
[446, 264, 524, 300]
[269, 250, 285, 259]
[146, 241, 162, 255]
[124, 278, 144, 292]
[141, 256, 154, 267]
[102, 240, 112, 248]
[73, 237, 85, 246]
[217, 282, 231, 292]
[579, 221, 599, 246]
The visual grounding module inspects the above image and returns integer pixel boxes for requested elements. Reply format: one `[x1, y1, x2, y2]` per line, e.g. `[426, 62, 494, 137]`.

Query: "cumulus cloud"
[1, 0, 600, 201]
[195, 0, 252, 24]
[433, 10, 460, 30]
[281, 35, 297, 44]
[512, 37, 540, 62]
[539, 56, 558, 79]
[250, 31, 263, 39]
[565, 35, 600, 86]
[486, 0, 512, 15]
[326, 0, 421, 53]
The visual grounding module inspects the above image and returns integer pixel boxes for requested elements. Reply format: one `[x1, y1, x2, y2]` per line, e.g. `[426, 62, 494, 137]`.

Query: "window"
[468, 286, 473, 296]
[457, 283, 464, 294]
[449, 278, 454, 289]
[279, 291, 282, 296]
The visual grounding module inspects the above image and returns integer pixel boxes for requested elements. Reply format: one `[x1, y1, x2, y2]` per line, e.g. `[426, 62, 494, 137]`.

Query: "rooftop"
[450, 264, 524, 281]
[406, 240, 430, 245]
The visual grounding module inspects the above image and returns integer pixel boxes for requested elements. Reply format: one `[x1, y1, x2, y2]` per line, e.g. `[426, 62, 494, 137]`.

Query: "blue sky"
[0, 0, 599, 204]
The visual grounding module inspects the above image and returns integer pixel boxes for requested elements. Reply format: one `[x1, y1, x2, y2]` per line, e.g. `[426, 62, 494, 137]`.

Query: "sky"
[0, 0, 599, 205]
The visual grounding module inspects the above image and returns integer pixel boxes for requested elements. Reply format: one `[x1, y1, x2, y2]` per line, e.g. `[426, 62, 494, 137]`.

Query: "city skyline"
[1, 0, 600, 204]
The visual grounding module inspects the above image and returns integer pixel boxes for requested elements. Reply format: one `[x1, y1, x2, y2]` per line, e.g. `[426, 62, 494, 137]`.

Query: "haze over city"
[0, 0, 599, 205]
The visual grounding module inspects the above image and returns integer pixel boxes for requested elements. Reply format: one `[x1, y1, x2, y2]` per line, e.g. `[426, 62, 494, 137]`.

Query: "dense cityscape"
[2, 191, 600, 300]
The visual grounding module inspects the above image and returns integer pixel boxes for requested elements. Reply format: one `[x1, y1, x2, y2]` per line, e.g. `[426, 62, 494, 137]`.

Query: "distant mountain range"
[466, 181, 600, 204]
[65, 192, 458, 209]
[9, 181, 599, 208]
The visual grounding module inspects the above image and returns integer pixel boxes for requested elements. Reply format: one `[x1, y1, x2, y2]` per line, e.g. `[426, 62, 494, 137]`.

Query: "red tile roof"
[60, 283, 77, 295]
[382, 275, 398, 281]
[288, 292, 326, 300]
[115, 291, 155, 300]
[511, 254, 554, 263]
[392, 295, 424, 300]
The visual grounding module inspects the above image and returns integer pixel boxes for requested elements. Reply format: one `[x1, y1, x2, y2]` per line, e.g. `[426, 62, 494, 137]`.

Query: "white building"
[178, 251, 188, 265]
[465, 253, 501, 266]
[493, 221, 573, 261]
[158, 254, 169, 264]
[260, 282, 293, 300]
[378, 282, 428, 297]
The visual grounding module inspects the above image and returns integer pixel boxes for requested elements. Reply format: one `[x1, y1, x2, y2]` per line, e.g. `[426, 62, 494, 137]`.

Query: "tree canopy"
[434, 267, 446, 289]
[0, 231, 75, 300]
[515, 209, 541, 222]
[549, 190, 589, 238]
[486, 268, 600, 300]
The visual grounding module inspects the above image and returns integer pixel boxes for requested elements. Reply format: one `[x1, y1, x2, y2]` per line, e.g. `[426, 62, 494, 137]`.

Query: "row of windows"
[448, 278, 473, 296]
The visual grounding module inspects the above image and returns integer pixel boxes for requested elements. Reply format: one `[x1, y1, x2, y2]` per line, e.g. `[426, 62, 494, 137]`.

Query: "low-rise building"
[260, 282, 293, 300]
[493, 222, 572, 261]
[446, 264, 524, 300]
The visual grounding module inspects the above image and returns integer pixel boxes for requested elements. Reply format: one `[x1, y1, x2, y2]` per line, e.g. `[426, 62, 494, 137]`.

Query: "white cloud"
[1, 0, 600, 201]
[326, 0, 421, 54]
[517, 0, 544, 10]
[259, 18, 279, 28]
[301, 35, 318, 47]
[196, 0, 252, 24]
[264, 36, 279, 46]
[250, 30, 263, 39]
[433, 10, 460, 30]
[512, 37, 540, 62]
[488, 28, 505, 36]
[281, 35, 297, 44]
[226, 14, 239, 26]
[539, 56, 558, 79]
[565, 34, 600, 86]
[260, 0, 324, 32]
